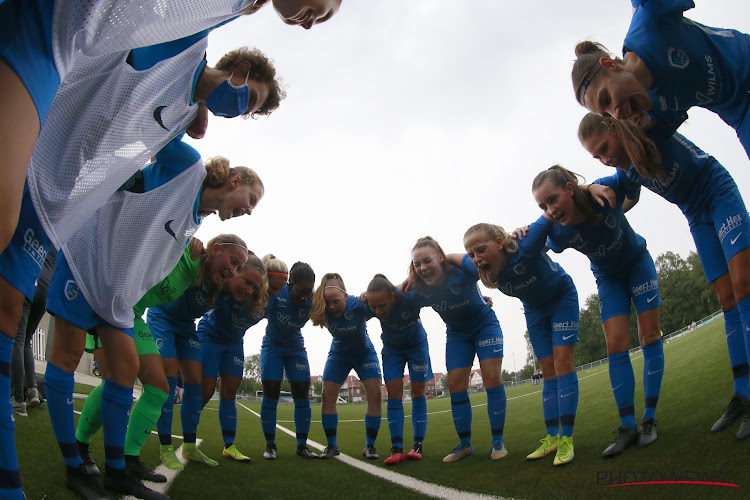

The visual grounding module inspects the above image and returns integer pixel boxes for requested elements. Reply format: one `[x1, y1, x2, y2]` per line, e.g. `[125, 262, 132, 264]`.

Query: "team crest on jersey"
[512, 263, 527, 275]
[501, 282, 513, 295]
[64, 280, 79, 301]
[401, 312, 412, 320]
[668, 48, 689, 69]
[604, 214, 617, 229]
[450, 285, 462, 295]
[155, 338, 164, 350]
[345, 311, 353, 321]
[299, 310, 308, 319]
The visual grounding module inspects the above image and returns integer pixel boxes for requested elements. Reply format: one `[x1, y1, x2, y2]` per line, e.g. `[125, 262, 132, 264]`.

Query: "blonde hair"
[197, 233, 248, 305]
[463, 223, 519, 289]
[204, 157, 264, 195]
[531, 165, 601, 223]
[408, 236, 452, 295]
[309, 273, 347, 328]
[237, 252, 269, 317]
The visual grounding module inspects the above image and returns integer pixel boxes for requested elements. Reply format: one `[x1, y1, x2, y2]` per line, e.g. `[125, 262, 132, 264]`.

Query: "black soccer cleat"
[319, 445, 340, 459]
[65, 463, 111, 500]
[296, 445, 319, 459]
[125, 455, 167, 483]
[77, 440, 101, 477]
[103, 465, 170, 500]
[602, 426, 638, 458]
[710, 393, 750, 433]
[638, 418, 658, 447]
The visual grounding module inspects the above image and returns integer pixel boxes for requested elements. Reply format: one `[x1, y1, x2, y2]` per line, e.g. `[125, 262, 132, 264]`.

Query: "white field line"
[237, 402, 517, 500]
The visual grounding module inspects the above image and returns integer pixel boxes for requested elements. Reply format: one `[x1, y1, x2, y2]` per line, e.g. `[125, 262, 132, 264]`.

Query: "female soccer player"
[578, 112, 750, 439]
[259, 261, 318, 460]
[463, 223, 579, 466]
[532, 165, 665, 458]
[263, 254, 292, 299]
[408, 237, 508, 463]
[309, 273, 383, 460]
[571, 2, 750, 157]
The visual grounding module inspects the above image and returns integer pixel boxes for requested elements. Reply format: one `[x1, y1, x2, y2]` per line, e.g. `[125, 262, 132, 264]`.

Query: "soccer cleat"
[77, 440, 102, 476]
[159, 445, 184, 471]
[602, 426, 639, 458]
[65, 463, 112, 500]
[526, 434, 559, 460]
[11, 395, 27, 417]
[296, 445, 319, 459]
[125, 455, 167, 483]
[103, 465, 169, 500]
[182, 443, 218, 467]
[263, 444, 278, 460]
[223, 444, 252, 462]
[26, 387, 41, 408]
[383, 448, 408, 465]
[737, 413, 750, 440]
[407, 443, 423, 460]
[362, 446, 379, 459]
[553, 436, 574, 466]
[638, 418, 658, 447]
[442, 443, 473, 463]
[490, 443, 508, 461]
[319, 446, 340, 459]
[710, 393, 750, 433]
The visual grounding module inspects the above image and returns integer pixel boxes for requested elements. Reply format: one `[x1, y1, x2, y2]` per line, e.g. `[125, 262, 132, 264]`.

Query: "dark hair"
[289, 261, 315, 285]
[571, 41, 614, 107]
[531, 165, 600, 223]
[215, 47, 286, 119]
[408, 236, 452, 294]
[367, 274, 397, 294]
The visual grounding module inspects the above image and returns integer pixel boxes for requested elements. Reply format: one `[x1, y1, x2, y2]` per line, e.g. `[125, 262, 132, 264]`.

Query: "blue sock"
[486, 385, 506, 448]
[641, 338, 664, 421]
[386, 399, 404, 449]
[557, 372, 579, 438]
[411, 396, 427, 445]
[608, 350, 636, 430]
[541, 378, 559, 436]
[157, 376, 177, 446]
[450, 391, 472, 446]
[180, 383, 202, 444]
[101, 379, 133, 470]
[738, 296, 750, 369]
[260, 397, 278, 446]
[321, 413, 338, 447]
[364, 414, 380, 448]
[726, 306, 750, 398]
[294, 398, 311, 446]
[44, 361, 82, 468]
[1, 334, 22, 497]
[219, 398, 237, 448]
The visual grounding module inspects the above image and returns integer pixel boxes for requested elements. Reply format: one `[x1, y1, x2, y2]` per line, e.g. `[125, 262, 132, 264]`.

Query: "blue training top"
[147, 284, 214, 334]
[262, 284, 311, 349]
[198, 293, 264, 345]
[376, 290, 428, 350]
[625, 0, 750, 130]
[326, 295, 376, 356]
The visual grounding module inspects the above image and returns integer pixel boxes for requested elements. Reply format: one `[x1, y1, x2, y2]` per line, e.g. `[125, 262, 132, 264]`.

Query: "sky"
[185, 1, 750, 378]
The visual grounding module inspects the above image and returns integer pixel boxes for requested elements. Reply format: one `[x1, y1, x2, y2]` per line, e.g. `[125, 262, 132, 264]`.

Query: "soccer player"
[263, 254, 293, 299]
[463, 222, 579, 466]
[309, 273, 383, 460]
[532, 165, 665, 458]
[578, 112, 750, 439]
[361, 274, 432, 465]
[407, 237, 508, 463]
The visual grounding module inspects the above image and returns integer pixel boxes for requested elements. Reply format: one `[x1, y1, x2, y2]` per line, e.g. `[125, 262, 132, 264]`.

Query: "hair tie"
[578, 62, 602, 106]
[267, 271, 288, 277]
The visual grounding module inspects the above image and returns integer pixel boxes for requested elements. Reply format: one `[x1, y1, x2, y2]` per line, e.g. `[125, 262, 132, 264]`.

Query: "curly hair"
[463, 223, 519, 289]
[215, 46, 286, 118]
[196, 233, 248, 305]
[203, 156, 264, 195]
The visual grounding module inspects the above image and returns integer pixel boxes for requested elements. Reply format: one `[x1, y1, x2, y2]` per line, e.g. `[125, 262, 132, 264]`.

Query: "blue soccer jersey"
[147, 284, 213, 334]
[198, 294, 264, 345]
[326, 296, 376, 356]
[263, 284, 312, 349]
[376, 291, 429, 350]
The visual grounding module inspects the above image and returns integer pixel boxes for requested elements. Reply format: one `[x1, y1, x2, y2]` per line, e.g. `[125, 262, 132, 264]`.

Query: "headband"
[325, 285, 346, 294]
[267, 271, 289, 277]
[578, 62, 602, 107]
[246, 264, 265, 274]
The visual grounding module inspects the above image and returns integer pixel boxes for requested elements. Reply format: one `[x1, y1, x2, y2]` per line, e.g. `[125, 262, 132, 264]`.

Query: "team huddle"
[1, 0, 750, 499]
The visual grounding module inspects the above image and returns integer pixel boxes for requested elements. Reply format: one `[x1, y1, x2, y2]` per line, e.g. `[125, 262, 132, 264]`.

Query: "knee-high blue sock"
[321, 413, 338, 447]
[387, 399, 404, 449]
[541, 378, 559, 436]
[180, 383, 202, 444]
[157, 376, 177, 446]
[365, 414, 380, 448]
[411, 396, 427, 445]
[219, 398, 237, 448]
[450, 391, 472, 446]
[642, 338, 664, 421]
[294, 398, 311, 446]
[723, 307, 749, 398]
[557, 372, 579, 438]
[486, 385, 506, 448]
[260, 397, 278, 446]
[608, 350, 636, 430]
[101, 379, 133, 470]
[44, 361, 81, 468]
[1, 334, 23, 497]
[737, 297, 750, 370]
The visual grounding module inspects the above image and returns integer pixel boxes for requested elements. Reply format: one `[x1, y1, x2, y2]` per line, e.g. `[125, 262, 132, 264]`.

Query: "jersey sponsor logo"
[632, 279, 658, 297]
[64, 280, 79, 301]
[344, 311, 353, 321]
[155, 338, 164, 350]
[695, 55, 717, 105]
[234, 356, 243, 366]
[164, 220, 178, 241]
[512, 263, 527, 275]
[411, 364, 428, 372]
[137, 330, 153, 340]
[718, 214, 743, 242]
[668, 47, 690, 69]
[23, 228, 48, 267]
[363, 362, 379, 370]
[553, 320, 579, 332]
[153, 106, 169, 131]
[501, 283, 513, 295]
[450, 285, 462, 295]
[506, 275, 538, 295]
[189, 339, 200, 349]
[295, 362, 309, 371]
[478, 336, 503, 348]
[329, 322, 357, 333]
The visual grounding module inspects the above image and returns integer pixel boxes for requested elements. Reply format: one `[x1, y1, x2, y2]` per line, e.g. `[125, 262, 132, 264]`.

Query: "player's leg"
[319, 356, 345, 460]
[286, 349, 316, 458]
[260, 346, 283, 460]
[443, 336, 473, 463]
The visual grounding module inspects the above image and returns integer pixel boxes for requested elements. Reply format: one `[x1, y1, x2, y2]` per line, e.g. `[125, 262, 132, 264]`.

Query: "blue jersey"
[147, 284, 213, 330]
[263, 284, 312, 349]
[493, 218, 575, 310]
[325, 295, 376, 356]
[198, 294, 264, 345]
[422, 254, 499, 337]
[626, 0, 750, 130]
[376, 291, 428, 350]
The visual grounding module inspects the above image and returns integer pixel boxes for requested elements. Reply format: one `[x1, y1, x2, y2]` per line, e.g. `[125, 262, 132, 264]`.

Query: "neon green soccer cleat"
[159, 445, 184, 471]
[526, 434, 559, 460]
[222, 444, 252, 462]
[553, 436, 574, 466]
[182, 443, 218, 467]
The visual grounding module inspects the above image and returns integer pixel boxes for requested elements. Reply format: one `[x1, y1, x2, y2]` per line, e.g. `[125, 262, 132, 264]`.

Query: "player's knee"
[262, 380, 281, 399]
[290, 382, 309, 399]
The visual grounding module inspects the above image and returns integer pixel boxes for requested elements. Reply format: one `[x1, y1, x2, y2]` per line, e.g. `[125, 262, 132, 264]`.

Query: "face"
[533, 179, 581, 226]
[228, 73, 271, 116]
[228, 266, 264, 302]
[267, 274, 288, 297]
[581, 128, 630, 169]
[463, 231, 508, 276]
[272, 0, 341, 29]
[411, 246, 445, 287]
[289, 280, 314, 306]
[324, 287, 347, 317]
[217, 180, 264, 221]
[584, 60, 651, 120]
[367, 289, 396, 320]
[208, 245, 248, 283]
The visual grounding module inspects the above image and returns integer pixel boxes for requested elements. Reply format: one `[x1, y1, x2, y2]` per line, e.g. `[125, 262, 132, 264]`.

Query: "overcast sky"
[186, 1, 750, 378]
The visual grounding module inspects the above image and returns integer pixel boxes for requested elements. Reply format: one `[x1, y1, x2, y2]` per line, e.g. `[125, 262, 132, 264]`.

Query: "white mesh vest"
[63, 162, 207, 329]
[27, 37, 207, 250]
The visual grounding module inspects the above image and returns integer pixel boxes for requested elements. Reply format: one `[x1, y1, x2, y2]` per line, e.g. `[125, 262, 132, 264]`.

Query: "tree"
[312, 380, 322, 397]
[244, 353, 260, 380]
[523, 330, 535, 369]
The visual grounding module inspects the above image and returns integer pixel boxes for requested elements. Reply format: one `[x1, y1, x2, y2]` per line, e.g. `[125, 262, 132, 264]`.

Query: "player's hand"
[588, 183, 616, 208]
[483, 295, 494, 307]
[186, 102, 208, 139]
[189, 237, 204, 259]
[512, 225, 529, 240]
[358, 291, 368, 303]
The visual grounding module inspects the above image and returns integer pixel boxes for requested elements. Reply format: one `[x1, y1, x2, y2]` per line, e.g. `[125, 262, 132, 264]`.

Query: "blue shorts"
[525, 283, 579, 361]
[0, 0, 59, 124]
[381, 341, 433, 383]
[152, 320, 201, 362]
[445, 322, 503, 372]
[323, 348, 382, 384]
[201, 337, 244, 378]
[596, 252, 661, 322]
[0, 185, 52, 300]
[689, 186, 750, 283]
[47, 251, 134, 336]
[260, 343, 311, 383]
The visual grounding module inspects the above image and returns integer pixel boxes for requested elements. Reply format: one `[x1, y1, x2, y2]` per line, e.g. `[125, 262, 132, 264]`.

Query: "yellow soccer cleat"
[526, 434, 559, 460]
[553, 436, 574, 466]
[182, 443, 218, 467]
[222, 444, 252, 462]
